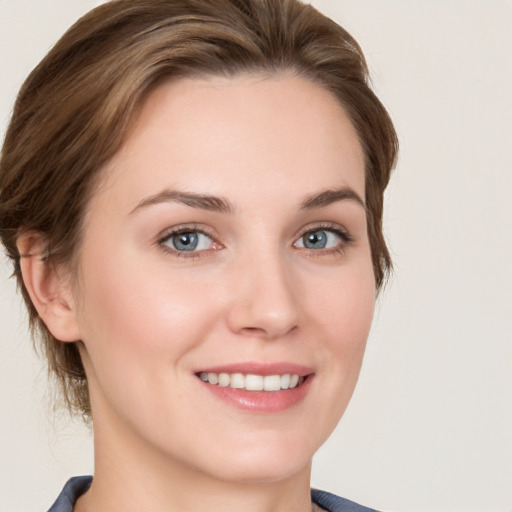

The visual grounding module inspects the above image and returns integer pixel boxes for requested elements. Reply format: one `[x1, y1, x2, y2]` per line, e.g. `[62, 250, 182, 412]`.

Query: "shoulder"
[312, 489, 381, 512]
[47, 476, 92, 512]
[46, 478, 379, 512]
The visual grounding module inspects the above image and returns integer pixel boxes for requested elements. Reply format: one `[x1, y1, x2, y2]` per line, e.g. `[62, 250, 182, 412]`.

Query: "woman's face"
[72, 74, 375, 483]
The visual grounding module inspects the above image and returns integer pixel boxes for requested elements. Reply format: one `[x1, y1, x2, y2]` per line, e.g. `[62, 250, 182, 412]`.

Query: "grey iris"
[173, 232, 198, 251]
[303, 230, 327, 249]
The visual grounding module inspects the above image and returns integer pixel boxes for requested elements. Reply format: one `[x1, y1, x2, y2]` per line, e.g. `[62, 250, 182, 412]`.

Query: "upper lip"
[195, 362, 314, 377]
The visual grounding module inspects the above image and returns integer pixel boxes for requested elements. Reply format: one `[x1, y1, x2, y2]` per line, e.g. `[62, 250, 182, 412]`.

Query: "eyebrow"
[129, 186, 365, 216]
[130, 189, 235, 215]
[300, 187, 366, 211]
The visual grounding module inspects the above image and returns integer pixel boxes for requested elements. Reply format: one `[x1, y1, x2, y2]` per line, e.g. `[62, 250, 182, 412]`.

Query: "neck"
[76, 412, 314, 512]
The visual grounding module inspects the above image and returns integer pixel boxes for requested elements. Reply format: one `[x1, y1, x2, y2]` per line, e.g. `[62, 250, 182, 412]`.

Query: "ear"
[17, 232, 81, 342]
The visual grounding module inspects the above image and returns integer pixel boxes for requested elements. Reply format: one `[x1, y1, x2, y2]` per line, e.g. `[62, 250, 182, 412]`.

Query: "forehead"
[94, 73, 365, 210]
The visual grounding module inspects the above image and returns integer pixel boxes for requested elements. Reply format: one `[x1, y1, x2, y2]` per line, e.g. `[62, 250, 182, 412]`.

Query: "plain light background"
[1, 1, 511, 511]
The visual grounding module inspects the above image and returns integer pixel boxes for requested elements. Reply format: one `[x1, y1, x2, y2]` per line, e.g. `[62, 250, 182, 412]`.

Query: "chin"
[190, 433, 316, 485]
[211, 456, 311, 485]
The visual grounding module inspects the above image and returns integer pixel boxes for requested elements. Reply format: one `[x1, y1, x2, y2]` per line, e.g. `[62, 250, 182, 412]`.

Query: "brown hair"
[0, 0, 398, 418]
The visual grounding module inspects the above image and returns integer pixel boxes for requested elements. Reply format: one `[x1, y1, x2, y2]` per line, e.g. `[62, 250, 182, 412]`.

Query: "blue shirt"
[47, 476, 380, 512]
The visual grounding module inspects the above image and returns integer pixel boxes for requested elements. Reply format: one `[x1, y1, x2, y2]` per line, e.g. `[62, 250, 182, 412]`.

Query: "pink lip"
[195, 362, 315, 413]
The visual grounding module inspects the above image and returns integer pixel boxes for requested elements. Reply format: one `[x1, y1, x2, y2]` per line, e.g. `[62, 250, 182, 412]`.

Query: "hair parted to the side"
[0, 0, 398, 419]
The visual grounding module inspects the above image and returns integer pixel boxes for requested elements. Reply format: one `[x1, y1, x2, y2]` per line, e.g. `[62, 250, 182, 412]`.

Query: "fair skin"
[19, 73, 375, 512]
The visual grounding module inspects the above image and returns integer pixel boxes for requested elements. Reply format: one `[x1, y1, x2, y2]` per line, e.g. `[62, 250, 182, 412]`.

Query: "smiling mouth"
[197, 372, 306, 391]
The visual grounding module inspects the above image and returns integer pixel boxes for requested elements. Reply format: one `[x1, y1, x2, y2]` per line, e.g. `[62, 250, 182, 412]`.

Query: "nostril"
[239, 326, 268, 337]
[239, 324, 298, 339]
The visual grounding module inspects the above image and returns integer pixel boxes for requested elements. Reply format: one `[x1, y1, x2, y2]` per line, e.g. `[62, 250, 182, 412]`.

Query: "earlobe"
[17, 232, 81, 342]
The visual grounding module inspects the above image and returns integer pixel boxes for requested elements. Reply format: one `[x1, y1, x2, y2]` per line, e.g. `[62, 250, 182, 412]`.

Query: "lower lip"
[198, 376, 314, 413]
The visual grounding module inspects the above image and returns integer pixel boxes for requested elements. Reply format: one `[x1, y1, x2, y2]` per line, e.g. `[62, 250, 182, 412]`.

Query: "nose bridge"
[227, 244, 300, 339]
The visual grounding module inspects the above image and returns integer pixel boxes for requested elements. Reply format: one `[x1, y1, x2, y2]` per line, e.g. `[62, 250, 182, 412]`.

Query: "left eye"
[294, 229, 342, 250]
[161, 231, 214, 252]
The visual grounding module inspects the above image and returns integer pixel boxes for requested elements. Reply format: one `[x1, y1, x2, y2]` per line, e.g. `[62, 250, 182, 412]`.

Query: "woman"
[0, 1, 397, 511]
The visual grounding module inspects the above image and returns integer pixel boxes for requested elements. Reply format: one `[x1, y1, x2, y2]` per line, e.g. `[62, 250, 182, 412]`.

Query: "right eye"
[159, 229, 218, 255]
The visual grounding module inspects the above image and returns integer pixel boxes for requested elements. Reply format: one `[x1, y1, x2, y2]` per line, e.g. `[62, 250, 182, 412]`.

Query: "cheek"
[74, 249, 220, 384]
[310, 260, 376, 384]
[74, 254, 226, 433]
[315, 260, 375, 341]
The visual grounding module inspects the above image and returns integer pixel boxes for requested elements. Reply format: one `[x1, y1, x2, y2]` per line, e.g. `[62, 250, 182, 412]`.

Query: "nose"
[226, 251, 300, 340]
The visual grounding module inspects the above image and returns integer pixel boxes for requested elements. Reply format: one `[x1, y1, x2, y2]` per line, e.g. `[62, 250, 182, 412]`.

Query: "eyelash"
[295, 222, 354, 258]
[157, 222, 354, 259]
[158, 224, 219, 259]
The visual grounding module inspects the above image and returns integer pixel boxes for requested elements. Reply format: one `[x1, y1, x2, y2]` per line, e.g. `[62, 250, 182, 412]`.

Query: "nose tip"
[227, 265, 300, 340]
[236, 311, 298, 340]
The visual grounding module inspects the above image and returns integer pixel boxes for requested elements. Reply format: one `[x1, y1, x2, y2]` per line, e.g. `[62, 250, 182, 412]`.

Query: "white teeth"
[245, 374, 264, 391]
[263, 375, 281, 391]
[218, 373, 230, 387]
[289, 374, 299, 388]
[207, 372, 219, 385]
[230, 373, 245, 389]
[199, 372, 305, 391]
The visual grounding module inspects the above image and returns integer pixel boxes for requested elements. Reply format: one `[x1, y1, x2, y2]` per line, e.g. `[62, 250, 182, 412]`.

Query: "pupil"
[305, 230, 326, 249]
[173, 232, 198, 251]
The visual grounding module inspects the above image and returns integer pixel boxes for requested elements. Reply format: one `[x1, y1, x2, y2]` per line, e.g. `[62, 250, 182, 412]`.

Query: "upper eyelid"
[156, 221, 353, 250]
[157, 224, 216, 242]
[294, 221, 352, 240]
[295, 228, 348, 246]
[158, 223, 349, 238]
[157, 228, 219, 258]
